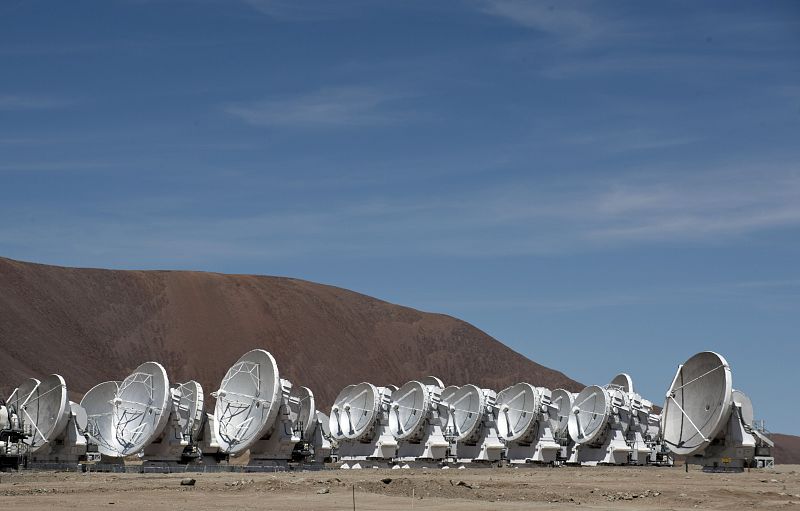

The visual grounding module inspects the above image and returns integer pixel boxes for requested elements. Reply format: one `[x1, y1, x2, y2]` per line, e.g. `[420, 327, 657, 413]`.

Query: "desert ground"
[1, 465, 798, 510]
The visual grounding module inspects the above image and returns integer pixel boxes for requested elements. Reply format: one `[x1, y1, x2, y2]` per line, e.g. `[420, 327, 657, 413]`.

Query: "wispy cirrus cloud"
[479, 0, 596, 35]
[2, 162, 798, 265]
[223, 87, 415, 128]
[0, 94, 72, 110]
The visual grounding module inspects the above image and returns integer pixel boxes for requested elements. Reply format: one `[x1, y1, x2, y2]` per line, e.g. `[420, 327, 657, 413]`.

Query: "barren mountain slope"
[773, 434, 800, 465]
[0, 256, 580, 410]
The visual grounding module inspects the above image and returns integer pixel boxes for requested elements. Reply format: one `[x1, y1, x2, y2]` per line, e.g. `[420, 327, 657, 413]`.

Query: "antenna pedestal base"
[627, 431, 652, 465]
[455, 423, 503, 463]
[689, 408, 760, 471]
[395, 423, 448, 462]
[141, 421, 191, 463]
[249, 418, 300, 463]
[311, 422, 332, 463]
[29, 417, 88, 465]
[574, 428, 631, 465]
[506, 424, 560, 464]
[339, 422, 397, 461]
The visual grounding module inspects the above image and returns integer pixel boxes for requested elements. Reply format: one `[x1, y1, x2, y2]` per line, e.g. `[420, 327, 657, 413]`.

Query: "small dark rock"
[180, 478, 196, 486]
[381, 477, 392, 484]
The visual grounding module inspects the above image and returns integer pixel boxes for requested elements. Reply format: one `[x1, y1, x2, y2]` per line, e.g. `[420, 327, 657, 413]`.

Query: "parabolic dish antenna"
[389, 380, 429, 440]
[420, 376, 444, 388]
[81, 381, 120, 455]
[496, 383, 539, 441]
[440, 386, 460, 405]
[8, 378, 40, 418]
[662, 351, 732, 456]
[288, 386, 316, 439]
[548, 388, 574, 436]
[342, 383, 381, 440]
[70, 401, 88, 434]
[81, 362, 171, 457]
[20, 374, 70, 453]
[449, 384, 485, 441]
[731, 389, 754, 428]
[329, 385, 355, 441]
[317, 411, 331, 440]
[568, 385, 611, 445]
[214, 349, 282, 456]
[610, 373, 634, 394]
[175, 380, 205, 441]
[439, 385, 459, 431]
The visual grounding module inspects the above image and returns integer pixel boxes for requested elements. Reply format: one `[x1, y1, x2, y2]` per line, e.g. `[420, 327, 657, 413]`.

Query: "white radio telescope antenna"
[661, 351, 774, 469]
[174, 380, 205, 442]
[662, 351, 732, 456]
[389, 380, 430, 441]
[610, 373, 634, 394]
[568, 385, 611, 446]
[329, 385, 355, 441]
[449, 384, 484, 442]
[447, 384, 503, 463]
[496, 383, 539, 442]
[439, 385, 459, 434]
[81, 362, 171, 457]
[19, 374, 70, 453]
[288, 386, 316, 440]
[496, 383, 560, 464]
[342, 383, 381, 440]
[731, 389, 754, 427]
[548, 388, 574, 438]
[213, 349, 282, 456]
[332, 382, 397, 463]
[388, 378, 449, 462]
[8, 378, 40, 426]
[567, 383, 634, 465]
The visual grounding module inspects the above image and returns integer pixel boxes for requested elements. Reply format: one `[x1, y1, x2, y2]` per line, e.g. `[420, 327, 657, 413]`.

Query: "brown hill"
[0, 257, 580, 411]
[773, 434, 800, 465]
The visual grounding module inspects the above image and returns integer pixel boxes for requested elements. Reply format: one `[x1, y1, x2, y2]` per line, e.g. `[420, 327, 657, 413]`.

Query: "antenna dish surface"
[568, 385, 610, 445]
[23, 374, 70, 452]
[329, 385, 355, 441]
[289, 386, 316, 439]
[317, 411, 331, 439]
[81, 381, 120, 456]
[449, 384, 484, 441]
[420, 376, 444, 388]
[8, 378, 40, 417]
[342, 383, 380, 439]
[610, 373, 634, 394]
[70, 401, 88, 434]
[83, 362, 171, 457]
[389, 380, 428, 440]
[214, 349, 282, 455]
[440, 386, 459, 404]
[548, 388, 574, 435]
[731, 389, 754, 427]
[80, 362, 171, 457]
[662, 351, 732, 456]
[175, 380, 205, 441]
[496, 383, 539, 441]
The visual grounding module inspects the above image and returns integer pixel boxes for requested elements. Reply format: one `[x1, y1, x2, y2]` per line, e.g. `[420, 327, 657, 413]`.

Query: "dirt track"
[1, 465, 798, 510]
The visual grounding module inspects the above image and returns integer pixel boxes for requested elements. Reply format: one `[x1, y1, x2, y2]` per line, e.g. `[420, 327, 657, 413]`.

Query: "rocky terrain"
[0, 465, 798, 510]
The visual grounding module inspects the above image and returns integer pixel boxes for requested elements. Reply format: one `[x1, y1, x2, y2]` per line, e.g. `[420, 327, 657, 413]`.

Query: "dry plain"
[1, 465, 798, 510]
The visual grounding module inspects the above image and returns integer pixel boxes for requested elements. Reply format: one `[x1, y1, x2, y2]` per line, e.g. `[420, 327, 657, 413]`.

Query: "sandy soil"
[1, 465, 798, 510]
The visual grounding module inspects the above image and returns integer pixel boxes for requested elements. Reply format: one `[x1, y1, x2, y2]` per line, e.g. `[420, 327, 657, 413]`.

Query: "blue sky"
[1, 1, 799, 433]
